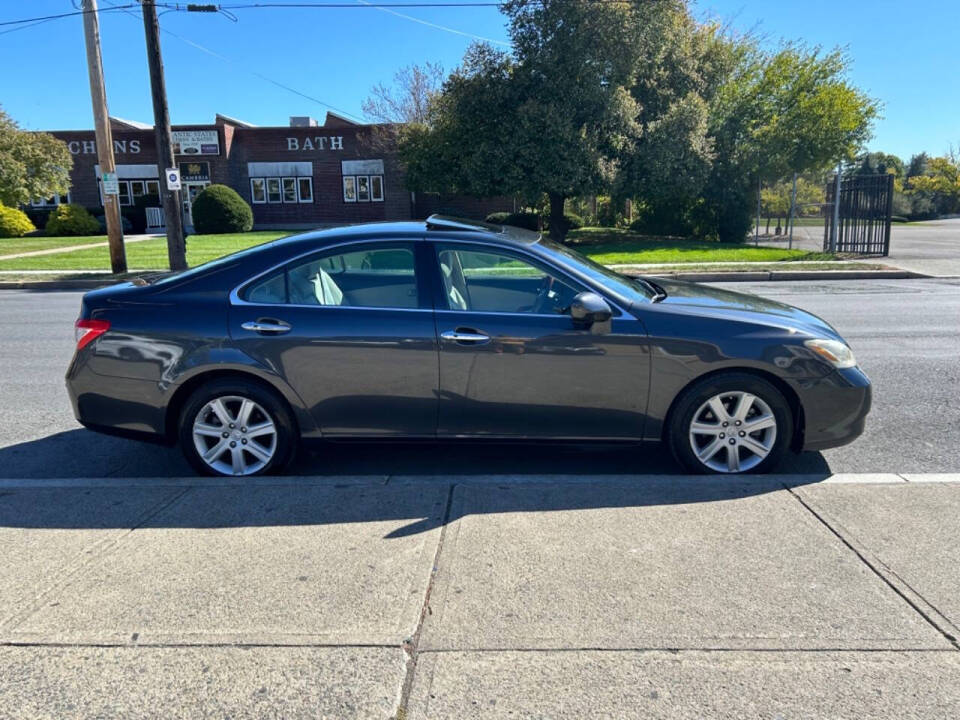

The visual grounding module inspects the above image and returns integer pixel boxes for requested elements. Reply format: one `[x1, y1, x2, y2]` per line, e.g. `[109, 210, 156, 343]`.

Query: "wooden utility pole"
[141, 0, 186, 271]
[81, 0, 126, 274]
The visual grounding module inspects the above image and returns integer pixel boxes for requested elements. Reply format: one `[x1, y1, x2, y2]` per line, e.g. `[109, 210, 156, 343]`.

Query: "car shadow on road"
[0, 430, 834, 536]
[0, 429, 833, 480]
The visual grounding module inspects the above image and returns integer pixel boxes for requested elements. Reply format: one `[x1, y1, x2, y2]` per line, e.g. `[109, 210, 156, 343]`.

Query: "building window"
[146, 180, 160, 196]
[342, 174, 384, 203]
[282, 177, 297, 203]
[249, 176, 313, 204]
[297, 177, 313, 203]
[30, 192, 70, 207]
[251, 178, 266, 204]
[266, 178, 282, 204]
[117, 182, 132, 206]
[130, 180, 146, 199]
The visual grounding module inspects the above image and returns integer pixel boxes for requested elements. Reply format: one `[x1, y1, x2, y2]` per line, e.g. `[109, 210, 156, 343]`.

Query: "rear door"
[430, 241, 649, 439]
[229, 240, 439, 436]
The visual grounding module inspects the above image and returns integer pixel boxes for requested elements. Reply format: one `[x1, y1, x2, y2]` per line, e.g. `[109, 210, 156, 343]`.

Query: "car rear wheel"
[668, 373, 793, 474]
[179, 379, 296, 477]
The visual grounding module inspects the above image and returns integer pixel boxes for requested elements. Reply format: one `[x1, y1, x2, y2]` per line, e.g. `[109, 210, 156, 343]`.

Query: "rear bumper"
[797, 366, 872, 452]
[67, 360, 171, 442]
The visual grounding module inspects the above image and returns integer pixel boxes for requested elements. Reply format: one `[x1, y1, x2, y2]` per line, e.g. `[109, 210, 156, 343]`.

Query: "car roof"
[270, 215, 541, 253]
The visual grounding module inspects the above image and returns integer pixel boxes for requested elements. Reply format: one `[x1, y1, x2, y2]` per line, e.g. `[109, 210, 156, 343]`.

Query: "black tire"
[178, 377, 297, 477]
[667, 372, 794, 475]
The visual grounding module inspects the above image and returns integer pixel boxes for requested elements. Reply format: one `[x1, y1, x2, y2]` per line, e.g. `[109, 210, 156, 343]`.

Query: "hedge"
[191, 184, 253, 234]
[44, 204, 101, 236]
[0, 204, 36, 238]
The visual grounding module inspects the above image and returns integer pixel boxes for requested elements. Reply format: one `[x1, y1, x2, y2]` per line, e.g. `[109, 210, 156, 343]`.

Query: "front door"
[182, 181, 209, 228]
[229, 241, 438, 436]
[431, 243, 650, 439]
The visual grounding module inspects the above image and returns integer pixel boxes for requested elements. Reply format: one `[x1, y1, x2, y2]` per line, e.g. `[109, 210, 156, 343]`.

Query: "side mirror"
[569, 292, 612, 326]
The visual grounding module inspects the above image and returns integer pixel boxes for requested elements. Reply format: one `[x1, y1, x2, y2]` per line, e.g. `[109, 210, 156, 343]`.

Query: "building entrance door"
[182, 182, 209, 228]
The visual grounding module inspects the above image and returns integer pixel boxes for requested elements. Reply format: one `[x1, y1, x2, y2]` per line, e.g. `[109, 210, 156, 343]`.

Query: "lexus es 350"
[66, 215, 871, 476]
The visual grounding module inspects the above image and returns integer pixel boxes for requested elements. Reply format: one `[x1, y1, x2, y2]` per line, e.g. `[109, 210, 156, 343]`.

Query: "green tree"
[909, 156, 960, 215]
[402, 1, 677, 240]
[699, 44, 878, 241]
[0, 106, 72, 207]
[848, 151, 904, 178]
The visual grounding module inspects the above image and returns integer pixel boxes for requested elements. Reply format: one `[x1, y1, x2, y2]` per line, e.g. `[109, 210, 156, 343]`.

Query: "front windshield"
[537, 237, 656, 303]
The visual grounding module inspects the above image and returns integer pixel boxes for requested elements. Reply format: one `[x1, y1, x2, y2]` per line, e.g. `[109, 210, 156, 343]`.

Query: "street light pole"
[141, 0, 186, 271]
[81, 0, 126, 274]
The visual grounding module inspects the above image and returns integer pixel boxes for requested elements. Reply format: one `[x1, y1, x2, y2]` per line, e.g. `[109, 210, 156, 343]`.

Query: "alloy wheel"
[191, 395, 278, 476]
[688, 391, 777, 473]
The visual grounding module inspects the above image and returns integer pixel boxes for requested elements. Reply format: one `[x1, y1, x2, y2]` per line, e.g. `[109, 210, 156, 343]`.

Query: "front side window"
[370, 175, 384, 202]
[146, 180, 160, 196]
[435, 246, 580, 314]
[131, 180, 146, 199]
[243, 244, 418, 309]
[356, 175, 370, 202]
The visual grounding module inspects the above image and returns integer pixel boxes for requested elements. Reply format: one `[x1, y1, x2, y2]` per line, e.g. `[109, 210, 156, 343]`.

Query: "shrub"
[561, 212, 583, 230]
[484, 211, 541, 231]
[191, 184, 253, 233]
[44, 203, 101, 236]
[890, 215, 909, 224]
[95, 213, 133, 234]
[0, 204, 36, 238]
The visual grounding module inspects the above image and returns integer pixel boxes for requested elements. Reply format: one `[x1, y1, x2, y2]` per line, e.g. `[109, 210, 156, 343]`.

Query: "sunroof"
[425, 214, 504, 233]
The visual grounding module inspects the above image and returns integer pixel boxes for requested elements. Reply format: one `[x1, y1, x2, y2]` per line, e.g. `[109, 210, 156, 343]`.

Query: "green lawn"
[0, 234, 111, 257]
[0, 232, 285, 271]
[0, 226, 835, 272]
[567, 228, 834, 264]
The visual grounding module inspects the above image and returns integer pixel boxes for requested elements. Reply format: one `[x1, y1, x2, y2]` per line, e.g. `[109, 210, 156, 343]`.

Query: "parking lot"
[1, 278, 959, 717]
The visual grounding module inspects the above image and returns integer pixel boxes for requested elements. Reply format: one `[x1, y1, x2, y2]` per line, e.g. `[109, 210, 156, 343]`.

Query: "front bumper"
[796, 366, 872, 452]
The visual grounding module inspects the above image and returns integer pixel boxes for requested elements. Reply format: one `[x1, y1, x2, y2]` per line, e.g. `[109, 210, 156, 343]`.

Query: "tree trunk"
[765, 216, 770, 234]
[548, 192, 567, 241]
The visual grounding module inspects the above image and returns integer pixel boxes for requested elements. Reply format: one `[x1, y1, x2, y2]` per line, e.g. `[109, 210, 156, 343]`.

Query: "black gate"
[823, 173, 894, 255]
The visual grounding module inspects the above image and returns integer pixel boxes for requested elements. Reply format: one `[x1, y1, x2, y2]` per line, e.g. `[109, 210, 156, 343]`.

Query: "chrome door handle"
[241, 320, 291, 334]
[441, 329, 490, 344]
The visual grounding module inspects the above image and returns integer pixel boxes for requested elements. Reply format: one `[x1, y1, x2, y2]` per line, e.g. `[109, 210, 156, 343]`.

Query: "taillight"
[75, 319, 110, 350]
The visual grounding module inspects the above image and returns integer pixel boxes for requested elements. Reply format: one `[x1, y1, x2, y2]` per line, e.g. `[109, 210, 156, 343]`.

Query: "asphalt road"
[0, 277, 958, 479]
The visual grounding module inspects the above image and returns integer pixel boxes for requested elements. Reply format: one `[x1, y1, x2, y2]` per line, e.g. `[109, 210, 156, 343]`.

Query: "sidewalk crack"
[785, 485, 959, 651]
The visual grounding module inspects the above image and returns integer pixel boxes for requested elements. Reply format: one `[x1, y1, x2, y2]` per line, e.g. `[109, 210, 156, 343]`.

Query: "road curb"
[0, 269, 930, 291]
[635, 269, 929, 283]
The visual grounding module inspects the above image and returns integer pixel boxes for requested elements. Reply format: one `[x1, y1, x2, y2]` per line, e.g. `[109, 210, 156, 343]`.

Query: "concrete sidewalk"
[1, 474, 958, 718]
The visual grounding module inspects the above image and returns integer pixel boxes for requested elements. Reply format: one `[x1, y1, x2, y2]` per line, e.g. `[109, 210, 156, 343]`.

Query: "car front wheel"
[179, 378, 296, 477]
[668, 373, 793, 474]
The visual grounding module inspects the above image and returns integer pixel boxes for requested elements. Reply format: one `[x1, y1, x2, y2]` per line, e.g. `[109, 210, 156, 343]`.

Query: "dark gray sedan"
[67, 215, 871, 476]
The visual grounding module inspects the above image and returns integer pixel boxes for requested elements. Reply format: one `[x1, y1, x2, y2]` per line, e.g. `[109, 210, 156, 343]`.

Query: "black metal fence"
[823, 173, 894, 256]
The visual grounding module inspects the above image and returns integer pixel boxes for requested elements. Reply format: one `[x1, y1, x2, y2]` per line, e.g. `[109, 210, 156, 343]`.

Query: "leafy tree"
[0, 106, 73, 207]
[905, 152, 930, 180]
[402, 0, 674, 239]
[909, 156, 960, 215]
[692, 43, 878, 240]
[362, 62, 444, 124]
[848, 151, 904, 178]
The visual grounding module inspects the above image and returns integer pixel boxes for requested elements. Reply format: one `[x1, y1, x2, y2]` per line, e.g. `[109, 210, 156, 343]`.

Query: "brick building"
[41, 112, 513, 230]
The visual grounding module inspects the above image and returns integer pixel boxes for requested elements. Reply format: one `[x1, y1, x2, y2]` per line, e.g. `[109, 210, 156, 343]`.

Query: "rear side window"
[242, 243, 418, 309]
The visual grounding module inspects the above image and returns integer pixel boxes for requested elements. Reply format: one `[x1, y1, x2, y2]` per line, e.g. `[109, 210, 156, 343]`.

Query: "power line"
[0, 4, 146, 27]
[355, 0, 509, 46]
[100, 0, 366, 122]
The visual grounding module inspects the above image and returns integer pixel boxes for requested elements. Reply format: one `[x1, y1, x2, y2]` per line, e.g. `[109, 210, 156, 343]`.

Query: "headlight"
[804, 338, 856, 369]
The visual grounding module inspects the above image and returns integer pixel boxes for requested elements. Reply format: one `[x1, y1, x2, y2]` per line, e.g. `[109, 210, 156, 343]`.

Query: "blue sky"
[1, 0, 956, 161]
